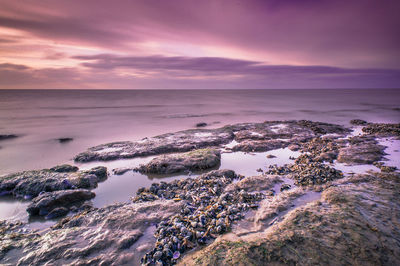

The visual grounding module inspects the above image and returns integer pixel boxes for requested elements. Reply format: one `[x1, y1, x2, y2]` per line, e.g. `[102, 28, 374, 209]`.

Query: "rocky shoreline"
[0, 120, 399, 265]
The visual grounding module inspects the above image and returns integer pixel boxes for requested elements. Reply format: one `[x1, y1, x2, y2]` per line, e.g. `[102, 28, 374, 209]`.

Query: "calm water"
[0, 88, 399, 175]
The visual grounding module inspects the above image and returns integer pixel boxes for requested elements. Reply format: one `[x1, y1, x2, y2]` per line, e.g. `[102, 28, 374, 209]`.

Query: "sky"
[0, 0, 399, 89]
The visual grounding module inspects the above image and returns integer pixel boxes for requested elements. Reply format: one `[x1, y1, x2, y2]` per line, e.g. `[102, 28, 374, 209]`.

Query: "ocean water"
[0, 88, 399, 175]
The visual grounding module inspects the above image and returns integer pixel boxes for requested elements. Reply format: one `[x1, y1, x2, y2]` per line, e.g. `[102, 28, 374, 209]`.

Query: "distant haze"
[0, 0, 400, 89]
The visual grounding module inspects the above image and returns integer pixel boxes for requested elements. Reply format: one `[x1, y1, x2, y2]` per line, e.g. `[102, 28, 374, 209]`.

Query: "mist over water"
[0, 88, 399, 175]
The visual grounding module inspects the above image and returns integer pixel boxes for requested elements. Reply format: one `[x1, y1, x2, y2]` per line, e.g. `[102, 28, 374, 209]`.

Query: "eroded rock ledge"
[74, 120, 350, 162]
[0, 165, 107, 199]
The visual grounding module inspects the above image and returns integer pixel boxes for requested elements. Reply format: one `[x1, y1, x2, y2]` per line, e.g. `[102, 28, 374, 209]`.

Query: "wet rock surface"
[2, 120, 399, 265]
[135, 149, 221, 175]
[0, 200, 183, 265]
[267, 154, 344, 185]
[74, 120, 349, 162]
[26, 189, 95, 219]
[133, 170, 266, 265]
[57, 137, 74, 143]
[337, 136, 386, 164]
[362, 122, 400, 136]
[231, 139, 288, 152]
[350, 119, 368, 125]
[74, 128, 233, 162]
[181, 172, 400, 266]
[0, 166, 107, 199]
[0, 134, 18, 141]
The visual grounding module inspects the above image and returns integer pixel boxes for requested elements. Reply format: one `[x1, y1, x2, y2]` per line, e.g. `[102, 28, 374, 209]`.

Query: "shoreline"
[1, 120, 399, 265]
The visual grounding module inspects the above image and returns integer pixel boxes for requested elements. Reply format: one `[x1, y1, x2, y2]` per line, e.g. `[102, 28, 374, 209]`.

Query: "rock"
[267, 154, 343, 185]
[0, 134, 18, 141]
[57, 137, 73, 143]
[135, 148, 221, 174]
[181, 172, 400, 266]
[280, 184, 291, 191]
[26, 189, 95, 217]
[50, 164, 79, 173]
[196, 122, 208, 127]
[362, 123, 400, 136]
[45, 207, 69, 219]
[337, 138, 385, 164]
[232, 139, 288, 152]
[0, 166, 108, 199]
[74, 120, 349, 162]
[288, 144, 300, 151]
[2, 200, 183, 265]
[350, 119, 368, 125]
[112, 167, 132, 175]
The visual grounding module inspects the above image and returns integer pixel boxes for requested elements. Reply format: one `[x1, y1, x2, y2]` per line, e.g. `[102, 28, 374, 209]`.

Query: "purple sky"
[0, 0, 399, 89]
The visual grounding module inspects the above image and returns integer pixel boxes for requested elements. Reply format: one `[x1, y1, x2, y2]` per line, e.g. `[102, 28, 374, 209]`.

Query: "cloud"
[1, 56, 400, 89]
[1, 0, 399, 68]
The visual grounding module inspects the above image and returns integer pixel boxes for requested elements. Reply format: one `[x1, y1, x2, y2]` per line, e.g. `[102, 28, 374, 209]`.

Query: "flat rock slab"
[135, 148, 221, 174]
[26, 189, 95, 218]
[74, 120, 350, 162]
[337, 137, 386, 164]
[0, 165, 107, 199]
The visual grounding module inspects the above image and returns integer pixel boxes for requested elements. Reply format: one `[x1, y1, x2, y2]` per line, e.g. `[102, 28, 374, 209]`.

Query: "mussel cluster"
[133, 170, 264, 265]
[268, 154, 343, 185]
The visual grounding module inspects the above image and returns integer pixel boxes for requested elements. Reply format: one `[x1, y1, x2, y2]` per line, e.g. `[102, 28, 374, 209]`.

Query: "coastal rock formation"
[337, 136, 385, 164]
[74, 120, 350, 162]
[267, 154, 344, 185]
[135, 148, 221, 174]
[361, 122, 400, 136]
[231, 139, 288, 152]
[0, 166, 107, 199]
[0, 200, 183, 265]
[180, 172, 400, 265]
[26, 189, 95, 219]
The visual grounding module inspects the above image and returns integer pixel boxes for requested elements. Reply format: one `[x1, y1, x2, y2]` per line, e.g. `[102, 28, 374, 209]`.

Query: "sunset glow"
[1, 0, 399, 89]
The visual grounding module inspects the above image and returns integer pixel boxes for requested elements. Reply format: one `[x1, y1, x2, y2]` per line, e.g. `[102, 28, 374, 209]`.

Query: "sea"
[1, 88, 399, 176]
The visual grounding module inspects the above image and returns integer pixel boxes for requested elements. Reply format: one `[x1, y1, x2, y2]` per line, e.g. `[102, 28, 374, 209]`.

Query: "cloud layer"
[0, 0, 399, 89]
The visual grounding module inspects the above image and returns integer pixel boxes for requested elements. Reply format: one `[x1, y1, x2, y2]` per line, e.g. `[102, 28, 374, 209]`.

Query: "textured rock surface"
[337, 137, 385, 164]
[74, 120, 349, 162]
[135, 148, 221, 174]
[26, 189, 95, 218]
[180, 172, 400, 265]
[0, 200, 183, 265]
[362, 123, 400, 136]
[0, 166, 107, 199]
